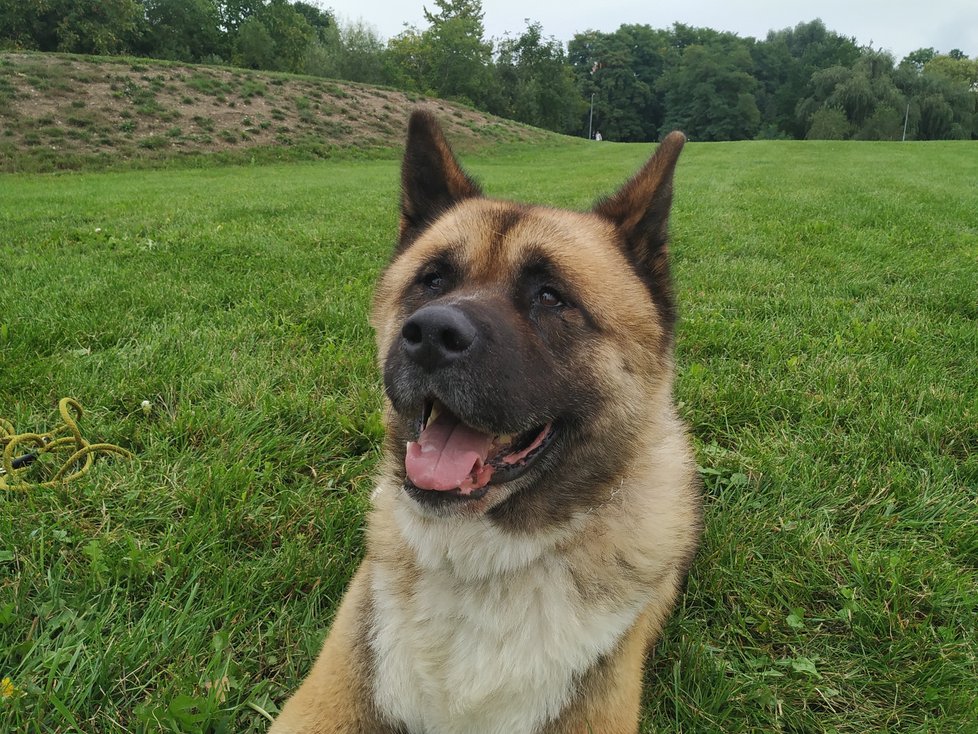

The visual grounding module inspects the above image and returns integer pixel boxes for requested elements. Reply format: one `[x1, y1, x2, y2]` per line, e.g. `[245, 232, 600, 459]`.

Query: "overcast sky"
[323, 0, 978, 61]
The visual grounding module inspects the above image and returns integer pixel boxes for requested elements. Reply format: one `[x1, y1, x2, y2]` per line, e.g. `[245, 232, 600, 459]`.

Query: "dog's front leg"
[270, 562, 396, 734]
[545, 598, 678, 734]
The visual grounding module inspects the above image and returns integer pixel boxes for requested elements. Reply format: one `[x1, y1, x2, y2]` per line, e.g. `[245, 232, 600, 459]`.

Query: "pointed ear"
[593, 131, 686, 334]
[398, 110, 481, 252]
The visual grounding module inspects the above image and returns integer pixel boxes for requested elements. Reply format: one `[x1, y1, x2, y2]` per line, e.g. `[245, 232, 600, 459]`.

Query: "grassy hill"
[0, 52, 560, 173]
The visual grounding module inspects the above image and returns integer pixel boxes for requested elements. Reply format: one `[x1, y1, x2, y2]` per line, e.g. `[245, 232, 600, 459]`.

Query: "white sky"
[322, 0, 978, 61]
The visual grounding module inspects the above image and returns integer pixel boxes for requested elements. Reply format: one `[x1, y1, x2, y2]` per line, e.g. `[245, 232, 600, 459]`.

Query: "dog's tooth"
[497, 434, 513, 445]
[428, 403, 441, 425]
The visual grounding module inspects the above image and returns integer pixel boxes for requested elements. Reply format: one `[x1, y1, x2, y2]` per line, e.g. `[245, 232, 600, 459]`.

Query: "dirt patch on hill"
[0, 53, 556, 172]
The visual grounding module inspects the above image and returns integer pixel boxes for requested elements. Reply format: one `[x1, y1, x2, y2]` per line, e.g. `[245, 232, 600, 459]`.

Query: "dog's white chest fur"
[369, 504, 644, 734]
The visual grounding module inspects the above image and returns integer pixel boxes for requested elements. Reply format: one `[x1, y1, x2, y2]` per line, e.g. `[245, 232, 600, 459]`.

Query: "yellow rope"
[0, 398, 133, 490]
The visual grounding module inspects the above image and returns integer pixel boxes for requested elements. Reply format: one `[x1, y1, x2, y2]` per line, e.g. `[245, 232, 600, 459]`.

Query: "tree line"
[2, 0, 976, 141]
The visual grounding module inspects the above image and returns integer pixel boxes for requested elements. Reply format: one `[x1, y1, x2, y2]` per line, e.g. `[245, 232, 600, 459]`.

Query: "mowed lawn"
[1, 139, 976, 733]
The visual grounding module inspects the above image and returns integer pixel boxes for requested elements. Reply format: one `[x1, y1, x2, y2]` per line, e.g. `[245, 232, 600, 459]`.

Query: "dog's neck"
[372, 478, 587, 581]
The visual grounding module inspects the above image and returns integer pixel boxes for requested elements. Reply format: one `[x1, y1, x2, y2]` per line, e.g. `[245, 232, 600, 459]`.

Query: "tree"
[259, 0, 314, 72]
[382, 0, 494, 106]
[493, 21, 585, 134]
[0, 0, 142, 54]
[658, 36, 761, 141]
[895, 61, 977, 139]
[386, 26, 433, 92]
[59, 0, 144, 53]
[237, 16, 276, 68]
[291, 1, 332, 42]
[420, 0, 493, 106]
[901, 47, 937, 73]
[797, 50, 906, 139]
[0, 0, 47, 49]
[923, 54, 978, 89]
[218, 0, 263, 34]
[235, 0, 315, 72]
[332, 19, 388, 84]
[140, 0, 223, 62]
[752, 19, 862, 137]
[568, 26, 669, 141]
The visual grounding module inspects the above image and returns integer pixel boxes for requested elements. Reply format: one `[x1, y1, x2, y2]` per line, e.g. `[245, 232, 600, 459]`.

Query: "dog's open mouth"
[404, 399, 556, 499]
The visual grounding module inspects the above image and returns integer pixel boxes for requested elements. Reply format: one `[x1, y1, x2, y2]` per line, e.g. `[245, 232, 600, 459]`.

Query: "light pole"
[588, 93, 594, 140]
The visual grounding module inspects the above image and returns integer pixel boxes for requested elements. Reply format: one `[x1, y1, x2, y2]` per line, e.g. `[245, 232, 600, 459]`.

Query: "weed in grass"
[187, 73, 230, 96]
[138, 135, 168, 150]
[66, 113, 95, 128]
[192, 115, 215, 132]
[241, 80, 266, 98]
[136, 101, 164, 116]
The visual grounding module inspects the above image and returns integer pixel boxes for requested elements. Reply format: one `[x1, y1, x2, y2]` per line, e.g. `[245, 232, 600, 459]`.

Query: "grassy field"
[1, 138, 976, 733]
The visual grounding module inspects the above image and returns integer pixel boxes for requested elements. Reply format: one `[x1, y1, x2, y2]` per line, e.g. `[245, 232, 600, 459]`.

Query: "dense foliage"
[1, 0, 975, 140]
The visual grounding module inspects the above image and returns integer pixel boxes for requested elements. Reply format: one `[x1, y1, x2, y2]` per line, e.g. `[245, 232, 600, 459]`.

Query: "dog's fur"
[270, 111, 702, 734]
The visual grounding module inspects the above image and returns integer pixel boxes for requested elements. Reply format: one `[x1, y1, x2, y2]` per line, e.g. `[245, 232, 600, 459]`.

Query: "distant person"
[595, 131, 603, 141]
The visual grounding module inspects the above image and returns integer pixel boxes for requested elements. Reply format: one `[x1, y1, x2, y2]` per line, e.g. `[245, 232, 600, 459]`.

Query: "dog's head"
[371, 111, 685, 527]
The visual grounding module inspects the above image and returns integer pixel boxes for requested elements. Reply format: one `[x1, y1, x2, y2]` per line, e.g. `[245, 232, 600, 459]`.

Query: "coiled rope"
[0, 398, 133, 490]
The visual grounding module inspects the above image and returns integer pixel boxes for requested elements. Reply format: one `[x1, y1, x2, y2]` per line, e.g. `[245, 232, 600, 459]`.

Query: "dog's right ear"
[397, 110, 482, 253]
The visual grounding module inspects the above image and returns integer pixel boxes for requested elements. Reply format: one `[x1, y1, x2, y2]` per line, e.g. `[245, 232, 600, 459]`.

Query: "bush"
[856, 105, 905, 140]
[806, 107, 851, 140]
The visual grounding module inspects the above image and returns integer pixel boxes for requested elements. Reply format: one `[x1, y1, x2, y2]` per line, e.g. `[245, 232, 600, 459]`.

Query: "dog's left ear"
[594, 131, 686, 331]
[398, 110, 482, 253]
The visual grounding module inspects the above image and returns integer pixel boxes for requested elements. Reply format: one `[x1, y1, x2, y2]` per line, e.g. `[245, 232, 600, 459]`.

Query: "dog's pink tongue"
[406, 411, 494, 492]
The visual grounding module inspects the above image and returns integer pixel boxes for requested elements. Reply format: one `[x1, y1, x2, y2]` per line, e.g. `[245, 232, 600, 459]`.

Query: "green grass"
[1, 140, 976, 732]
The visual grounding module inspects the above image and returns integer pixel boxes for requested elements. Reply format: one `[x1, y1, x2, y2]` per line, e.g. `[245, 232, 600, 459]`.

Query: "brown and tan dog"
[270, 111, 702, 734]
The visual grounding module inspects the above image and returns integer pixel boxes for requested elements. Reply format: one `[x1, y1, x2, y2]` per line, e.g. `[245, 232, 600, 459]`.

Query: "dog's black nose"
[401, 304, 478, 371]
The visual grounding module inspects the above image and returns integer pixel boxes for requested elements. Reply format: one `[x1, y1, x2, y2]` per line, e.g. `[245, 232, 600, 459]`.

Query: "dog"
[269, 110, 703, 734]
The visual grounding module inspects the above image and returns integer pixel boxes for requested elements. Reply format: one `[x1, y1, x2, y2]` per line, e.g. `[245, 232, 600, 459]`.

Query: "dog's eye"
[422, 271, 444, 291]
[536, 288, 564, 308]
